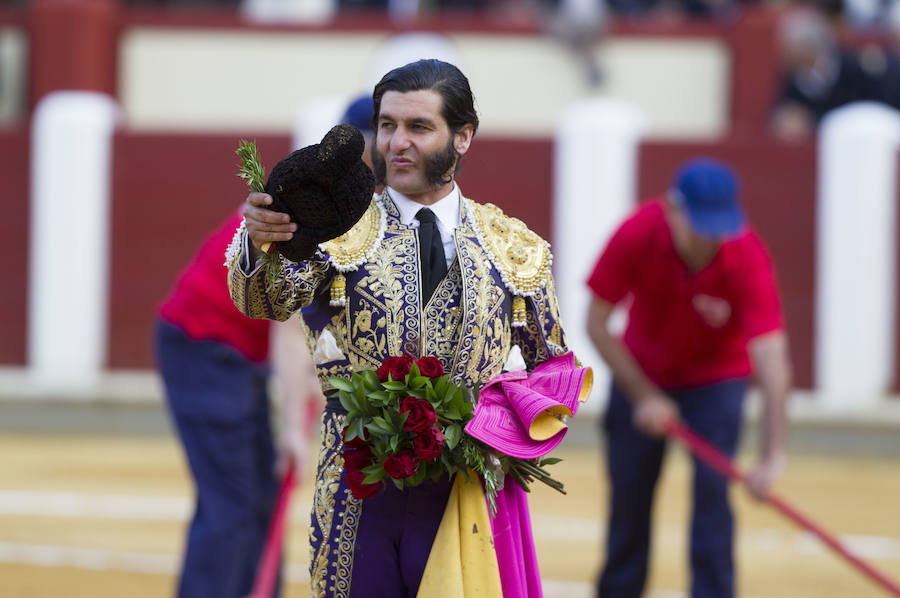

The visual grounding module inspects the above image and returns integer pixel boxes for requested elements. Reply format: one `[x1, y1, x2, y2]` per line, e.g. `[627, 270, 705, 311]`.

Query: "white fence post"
[816, 102, 900, 406]
[292, 95, 349, 151]
[553, 97, 646, 412]
[28, 91, 120, 393]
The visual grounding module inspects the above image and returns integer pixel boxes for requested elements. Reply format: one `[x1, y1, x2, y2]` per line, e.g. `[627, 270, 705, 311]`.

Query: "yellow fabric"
[417, 473, 503, 598]
[529, 406, 572, 441]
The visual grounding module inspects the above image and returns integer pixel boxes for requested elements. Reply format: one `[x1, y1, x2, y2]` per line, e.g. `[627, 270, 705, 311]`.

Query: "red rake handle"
[245, 466, 297, 598]
[664, 420, 900, 597]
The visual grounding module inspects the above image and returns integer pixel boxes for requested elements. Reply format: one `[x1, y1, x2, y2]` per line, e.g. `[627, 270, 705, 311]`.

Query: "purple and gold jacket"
[227, 190, 569, 391]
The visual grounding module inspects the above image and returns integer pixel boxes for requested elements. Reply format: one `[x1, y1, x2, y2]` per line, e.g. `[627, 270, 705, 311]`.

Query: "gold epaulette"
[319, 195, 386, 306]
[466, 199, 553, 327]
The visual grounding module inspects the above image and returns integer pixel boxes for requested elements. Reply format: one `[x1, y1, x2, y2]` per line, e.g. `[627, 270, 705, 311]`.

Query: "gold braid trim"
[466, 199, 553, 327]
[465, 199, 553, 297]
[320, 196, 386, 273]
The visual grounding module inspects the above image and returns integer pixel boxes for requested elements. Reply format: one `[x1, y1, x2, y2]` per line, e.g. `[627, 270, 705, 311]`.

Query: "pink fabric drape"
[488, 483, 543, 598]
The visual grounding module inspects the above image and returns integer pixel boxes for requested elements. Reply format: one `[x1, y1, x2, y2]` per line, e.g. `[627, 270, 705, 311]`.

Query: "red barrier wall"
[0, 128, 30, 365]
[30, 0, 118, 108]
[1, 2, 879, 391]
[107, 133, 291, 368]
[105, 134, 553, 369]
[105, 134, 818, 389]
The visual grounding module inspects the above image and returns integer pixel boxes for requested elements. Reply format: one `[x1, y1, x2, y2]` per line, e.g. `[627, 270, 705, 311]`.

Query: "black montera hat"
[264, 124, 376, 262]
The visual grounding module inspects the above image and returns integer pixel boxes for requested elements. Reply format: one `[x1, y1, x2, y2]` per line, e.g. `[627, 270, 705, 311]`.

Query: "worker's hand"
[632, 393, 678, 438]
[275, 425, 311, 484]
[744, 452, 785, 500]
[243, 192, 296, 255]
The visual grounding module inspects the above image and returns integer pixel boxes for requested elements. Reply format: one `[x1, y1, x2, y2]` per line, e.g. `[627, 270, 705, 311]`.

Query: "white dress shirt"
[387, 183, 460, 269]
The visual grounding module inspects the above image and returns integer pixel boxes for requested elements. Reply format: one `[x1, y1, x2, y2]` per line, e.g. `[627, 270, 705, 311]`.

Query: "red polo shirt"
[586, 199, 783, 390]
[159, 212, 270, 364]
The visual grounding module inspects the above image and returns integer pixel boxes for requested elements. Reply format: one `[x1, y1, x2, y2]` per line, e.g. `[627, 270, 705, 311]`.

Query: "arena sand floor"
[1, 430, 899, 598]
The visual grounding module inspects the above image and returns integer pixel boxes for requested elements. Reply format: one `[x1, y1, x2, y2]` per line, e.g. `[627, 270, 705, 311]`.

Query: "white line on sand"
[2, 490, 899, 562]
[0, 541, 597, 596]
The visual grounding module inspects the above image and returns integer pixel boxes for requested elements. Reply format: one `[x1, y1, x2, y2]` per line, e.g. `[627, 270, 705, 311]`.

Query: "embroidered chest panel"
[300, 194, 554, 390]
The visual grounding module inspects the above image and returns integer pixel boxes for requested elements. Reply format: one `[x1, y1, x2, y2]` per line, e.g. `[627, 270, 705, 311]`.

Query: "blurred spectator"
[873, 3, 900, 109]
[601, 0, 749, 21]
[770, 6, 879, 141]
[587, 159, 791, 598]
[545, 0, 607, 85]
[341, 93, 376, 166]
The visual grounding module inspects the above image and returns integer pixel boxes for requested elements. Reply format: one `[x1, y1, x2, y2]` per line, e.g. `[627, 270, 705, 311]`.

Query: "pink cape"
[489, 482, 544, 597]
[464, 352, 592, 459]
[470, 352, 593, 597]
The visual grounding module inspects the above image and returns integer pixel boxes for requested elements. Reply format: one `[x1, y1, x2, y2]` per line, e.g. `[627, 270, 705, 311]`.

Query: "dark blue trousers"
[598, 379, 747, 598]
[155, 319, 280, 598]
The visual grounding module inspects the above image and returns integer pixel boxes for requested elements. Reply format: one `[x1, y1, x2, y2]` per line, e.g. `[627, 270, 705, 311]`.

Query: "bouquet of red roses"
[330, 354, 563, 514]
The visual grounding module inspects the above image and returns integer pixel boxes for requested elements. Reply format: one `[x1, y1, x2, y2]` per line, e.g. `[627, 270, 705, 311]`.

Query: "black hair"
[373, 59, 479, 136]
[371, 59, 479, 186]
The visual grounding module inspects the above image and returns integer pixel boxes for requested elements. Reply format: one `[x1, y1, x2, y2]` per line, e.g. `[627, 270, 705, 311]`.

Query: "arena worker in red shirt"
[156, 210, 324, 598]
[586, 158, 792, 598]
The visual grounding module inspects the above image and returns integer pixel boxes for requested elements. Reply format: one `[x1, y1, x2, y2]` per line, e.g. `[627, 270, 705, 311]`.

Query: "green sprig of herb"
[235, 139, 280, 284]
[236, 139, 267, 193]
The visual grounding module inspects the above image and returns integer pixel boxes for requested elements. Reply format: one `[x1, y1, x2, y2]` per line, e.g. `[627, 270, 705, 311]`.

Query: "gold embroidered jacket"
[227, 192, 569, 390]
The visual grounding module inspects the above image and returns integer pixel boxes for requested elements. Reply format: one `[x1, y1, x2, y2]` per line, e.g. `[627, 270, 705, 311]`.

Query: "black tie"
[416, 208, 448, 304]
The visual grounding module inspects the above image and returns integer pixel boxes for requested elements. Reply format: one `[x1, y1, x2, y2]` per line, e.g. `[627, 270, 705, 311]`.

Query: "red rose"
[384, 449, 419, 479]
[413, 426, 444, 462]
[377, 355, 415, 382]
[399, 397, 436, 433]
[416, 356, 445, 379]
[342, 446, 374, 472]
[346, 469, 382, 500]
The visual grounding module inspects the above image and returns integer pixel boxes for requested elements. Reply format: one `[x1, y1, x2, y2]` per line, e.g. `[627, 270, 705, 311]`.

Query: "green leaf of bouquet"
[372, 416, 394, 433]
[409, 376, 428, 390]
[539, 457, 563, 466]
[382, 381, 407, 392]
[444, 424, 462, 449]
[362, 369, 381, 390]
[409, 467, 428, 486]
[338, 391, 358, 414]
[389, 435, 400, 453]
[361, 463, 383, 475]
[363, 422, 383, 439]
[408, 363, 421, 379]
[391, 477, 404, 491]
[362, 392, 384, 407]
[353, 380, 366, 402]
[343, 422, 360, 443]
[424, 386, 438, 403]
[363, 470, 386, 484]
[442, 384, 456, 404]
[352, 418, 366, 441]
[330, 378, 354, 393]
[408, 388, 428, 400]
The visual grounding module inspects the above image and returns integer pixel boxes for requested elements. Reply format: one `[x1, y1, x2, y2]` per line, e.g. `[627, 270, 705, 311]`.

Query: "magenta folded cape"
[464, 352, 592, 459]
[489, 482, 543, 598]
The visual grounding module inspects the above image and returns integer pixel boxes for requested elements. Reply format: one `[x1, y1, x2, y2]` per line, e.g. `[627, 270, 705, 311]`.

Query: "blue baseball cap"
[672, 158, 746, 238]
[340, 95, 374, 134]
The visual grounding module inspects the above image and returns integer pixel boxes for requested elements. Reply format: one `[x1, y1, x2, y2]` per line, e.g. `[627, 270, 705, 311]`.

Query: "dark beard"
[371, 136, 458, 191]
